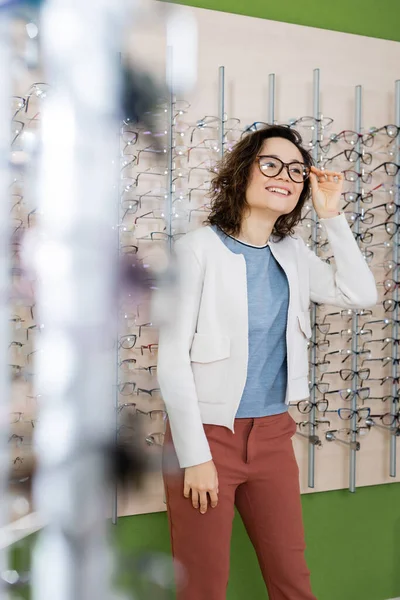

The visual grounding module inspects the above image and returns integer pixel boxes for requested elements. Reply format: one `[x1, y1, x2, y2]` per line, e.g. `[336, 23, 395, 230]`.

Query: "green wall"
[163, 0, 400, 42]
[118, 3, 400, 600]
[117, 483, 400, 600]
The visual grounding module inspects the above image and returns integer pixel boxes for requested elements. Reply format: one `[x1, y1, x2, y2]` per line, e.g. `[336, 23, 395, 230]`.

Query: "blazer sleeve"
[155, 239, 213, 469]
[300, 213, 378, 309]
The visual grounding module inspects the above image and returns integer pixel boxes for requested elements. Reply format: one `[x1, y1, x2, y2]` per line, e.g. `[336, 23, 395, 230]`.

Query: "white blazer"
[155, 213, 378, 468]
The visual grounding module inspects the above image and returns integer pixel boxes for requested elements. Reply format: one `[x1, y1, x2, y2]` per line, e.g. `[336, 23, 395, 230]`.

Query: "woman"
[156, 125, 377, 600]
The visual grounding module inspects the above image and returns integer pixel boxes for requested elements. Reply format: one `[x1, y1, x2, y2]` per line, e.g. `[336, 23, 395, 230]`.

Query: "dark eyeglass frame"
[324, 149, 373, 166]
[362, 125, 400, 145]
[256, 155, 311, 183]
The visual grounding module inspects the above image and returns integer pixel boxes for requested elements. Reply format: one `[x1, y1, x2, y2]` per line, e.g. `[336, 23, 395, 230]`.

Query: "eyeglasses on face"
[256, 155, 310, 184]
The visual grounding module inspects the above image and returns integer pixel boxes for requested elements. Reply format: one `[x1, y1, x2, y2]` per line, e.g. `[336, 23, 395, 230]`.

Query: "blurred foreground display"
[0, 0, 190, 598]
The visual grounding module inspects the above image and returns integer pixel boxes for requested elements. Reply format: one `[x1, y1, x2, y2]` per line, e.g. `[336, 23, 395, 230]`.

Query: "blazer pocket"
[190, 333, 230, 363]
[297, 310, 312, 339]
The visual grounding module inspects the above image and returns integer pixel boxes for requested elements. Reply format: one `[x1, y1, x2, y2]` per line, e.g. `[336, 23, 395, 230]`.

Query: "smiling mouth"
[266, 186, 292, 196]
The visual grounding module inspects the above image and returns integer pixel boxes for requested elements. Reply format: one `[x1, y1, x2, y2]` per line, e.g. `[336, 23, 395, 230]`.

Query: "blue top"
[210, 224, 289, 418]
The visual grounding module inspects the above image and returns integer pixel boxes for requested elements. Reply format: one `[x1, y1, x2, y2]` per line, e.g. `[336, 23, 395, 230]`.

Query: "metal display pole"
[166, 45, 174, 255]
[112, 93, 122, 528]
[0, 11, 11, 597]
[308, 68, 321, 488]
[268, 73, 275, 124]
[349, 85, 363, 492]
[218, 66, 225, 158]
[31, 1, 126, 598]
[389, 79, 400, 477]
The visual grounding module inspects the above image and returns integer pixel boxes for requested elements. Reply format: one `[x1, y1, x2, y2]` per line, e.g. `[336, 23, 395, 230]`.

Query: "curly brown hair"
[204, 125, 314, 242]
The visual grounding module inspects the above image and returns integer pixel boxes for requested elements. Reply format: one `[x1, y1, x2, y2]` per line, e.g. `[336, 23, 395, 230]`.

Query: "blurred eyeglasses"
[117, 403, 166, 422]
[309, 381, 329, 394]
[320, 309, 357, 323]
[378, 259, 400, 278]
[288, 116, 333, 130]
[297, 399, 329, 414]
[362, 200, 400, 218]
[367, 393, 400, 404]
[188, 203, 212, 222]
[378, 376, 400, 386]
[341, 184, 383, 207]
[118, 335, 137, 350]
[363, 220, 400, 240]
[120, 125, 139, 153]
[119, 358, 138, 372]
[377, 278, 400, 295]
[362, 124, 400, 145]
[364, 336, 400, 351]
[297, 418, 331, 431]
[336, 407, 371, 421]
[323, 327, 373, 343]
[307, 339, 330, 352]
[136, 231, 185, 245]
[311, 360, 331, 373]
[370, 412, 400, 427]
[188, 159, 218, 182]
[118, 382, 137, 396]
[344, 209, 374, 226]
[363, 356, 400, 370]
[383, 299, 400, 312]
[186, 138, 222, 162]
[190, 115, 241, 143]
[361, 318, 394, 331]
[242, 121, 270, 135]
[24, 82, 51, 113]
[312, 321, 330, 335]
[323, 148, 372, 166]
[146, 99, 190, 122]
[340, 368, 370, 381]
[326, 426, 371, 440]
[322, 130, 372, 151]
[349, 221, 398, 245]
[343, 168, 371, 184]
[137, 387, 161, 399]
[324, 387, 370, 402]
[363, 161, 400, 183]
[139, 343, 158, 355]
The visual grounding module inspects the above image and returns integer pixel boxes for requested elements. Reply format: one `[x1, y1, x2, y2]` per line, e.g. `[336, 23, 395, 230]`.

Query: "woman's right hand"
[184, 460, 219, 514]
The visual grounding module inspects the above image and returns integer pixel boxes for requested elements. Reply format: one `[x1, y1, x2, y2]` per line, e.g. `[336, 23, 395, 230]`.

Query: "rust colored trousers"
[162, 411, 317, 600]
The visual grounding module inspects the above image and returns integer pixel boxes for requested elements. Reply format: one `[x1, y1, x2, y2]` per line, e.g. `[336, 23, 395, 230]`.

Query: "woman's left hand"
[309, 166, 344, 219]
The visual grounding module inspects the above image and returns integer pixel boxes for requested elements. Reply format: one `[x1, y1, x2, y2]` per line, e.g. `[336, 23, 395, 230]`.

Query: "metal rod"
[390, 79, 400, 477]
[308, 67, 320, 488]
[268, 73, 275, 124]
[31, 1, 126, 598]
[218, 66, 225, 158]
[165, 45, 174, 256]
[112, 55, 123, 525]
[0, 11, 11, 597]
[366, 418, 399, 436]
[349, 85, 363, 493]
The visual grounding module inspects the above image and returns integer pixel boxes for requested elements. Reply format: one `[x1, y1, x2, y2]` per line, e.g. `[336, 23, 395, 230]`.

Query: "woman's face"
[245, 137, 305, 216]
